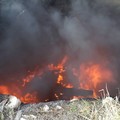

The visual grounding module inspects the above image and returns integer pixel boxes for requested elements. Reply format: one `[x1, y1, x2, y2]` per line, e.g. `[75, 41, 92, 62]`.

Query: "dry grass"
[0, 87, 120, 120]
[67, 96, 120, 120]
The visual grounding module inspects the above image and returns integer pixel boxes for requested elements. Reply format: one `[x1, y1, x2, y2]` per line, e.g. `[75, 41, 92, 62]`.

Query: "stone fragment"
[43, 105, 49, 112]
[5, 95, 21, 109]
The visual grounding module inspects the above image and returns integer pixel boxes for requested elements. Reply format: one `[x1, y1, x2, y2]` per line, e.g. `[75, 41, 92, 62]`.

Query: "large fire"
[0, 56, 114, 103]
[72, 63, 113, 97]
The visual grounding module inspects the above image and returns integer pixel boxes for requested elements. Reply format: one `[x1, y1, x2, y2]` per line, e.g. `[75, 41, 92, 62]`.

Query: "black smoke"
[0, 0, 67, 82]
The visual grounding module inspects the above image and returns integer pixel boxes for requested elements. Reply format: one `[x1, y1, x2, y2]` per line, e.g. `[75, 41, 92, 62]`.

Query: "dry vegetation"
[68, 97, 120, 120]
[0, 95, 120, 120]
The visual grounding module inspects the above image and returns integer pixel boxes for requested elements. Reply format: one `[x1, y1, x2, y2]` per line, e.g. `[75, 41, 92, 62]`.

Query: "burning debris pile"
[0, 0, 120, 104]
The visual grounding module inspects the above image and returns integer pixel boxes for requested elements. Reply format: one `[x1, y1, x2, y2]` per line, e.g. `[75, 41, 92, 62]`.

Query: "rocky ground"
[0, 95, 120, 120]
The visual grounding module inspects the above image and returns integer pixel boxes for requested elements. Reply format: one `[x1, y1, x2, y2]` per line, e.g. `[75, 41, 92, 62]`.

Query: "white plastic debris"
[5, 95, 21, 109]
[56, 105, 62, 110]
[43, 105, 49, 112]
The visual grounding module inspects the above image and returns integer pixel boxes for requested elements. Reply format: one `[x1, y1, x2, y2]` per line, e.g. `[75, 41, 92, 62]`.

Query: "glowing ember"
[57, 75, 63, 84]
[54, 93, 59, 99]
[21, 92, 39, 103]
[0, 86, 9, 94]
[65, 84, 73, 88]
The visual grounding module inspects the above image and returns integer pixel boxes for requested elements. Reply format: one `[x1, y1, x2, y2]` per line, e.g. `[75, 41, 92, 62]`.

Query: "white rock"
[20, 118, 26, 120]
[21, 115, 29, 120]
[21, 114, 36, 120]
[0, 99, 8, 112]
[56, 105, 62, 110]
[21, 115, 28, 119]
[30, 115, 36, 119]
[43, 105, 49, 112]
[14, 110, 22, 120]
[5, 95, 21, 109]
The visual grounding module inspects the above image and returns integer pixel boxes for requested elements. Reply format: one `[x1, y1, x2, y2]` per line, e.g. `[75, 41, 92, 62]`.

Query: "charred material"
[26, 70, 93, 102]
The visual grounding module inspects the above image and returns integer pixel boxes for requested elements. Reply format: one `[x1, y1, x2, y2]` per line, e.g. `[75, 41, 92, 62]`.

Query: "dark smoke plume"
[0, 0, 66, 81]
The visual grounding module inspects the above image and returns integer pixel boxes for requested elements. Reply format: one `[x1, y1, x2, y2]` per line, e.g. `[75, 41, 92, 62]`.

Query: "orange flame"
[0, 86, 9, 94]
[73, 63, 113, 97]
[22, 68, 43, 87]
[21, 92, 39, 103]
[0, 55, 115, 103]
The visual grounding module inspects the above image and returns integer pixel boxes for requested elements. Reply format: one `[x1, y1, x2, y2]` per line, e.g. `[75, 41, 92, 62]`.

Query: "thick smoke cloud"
[0, 0, 66, 81]
[59, 0, 120, 95]
[0, 0, 120, 97]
